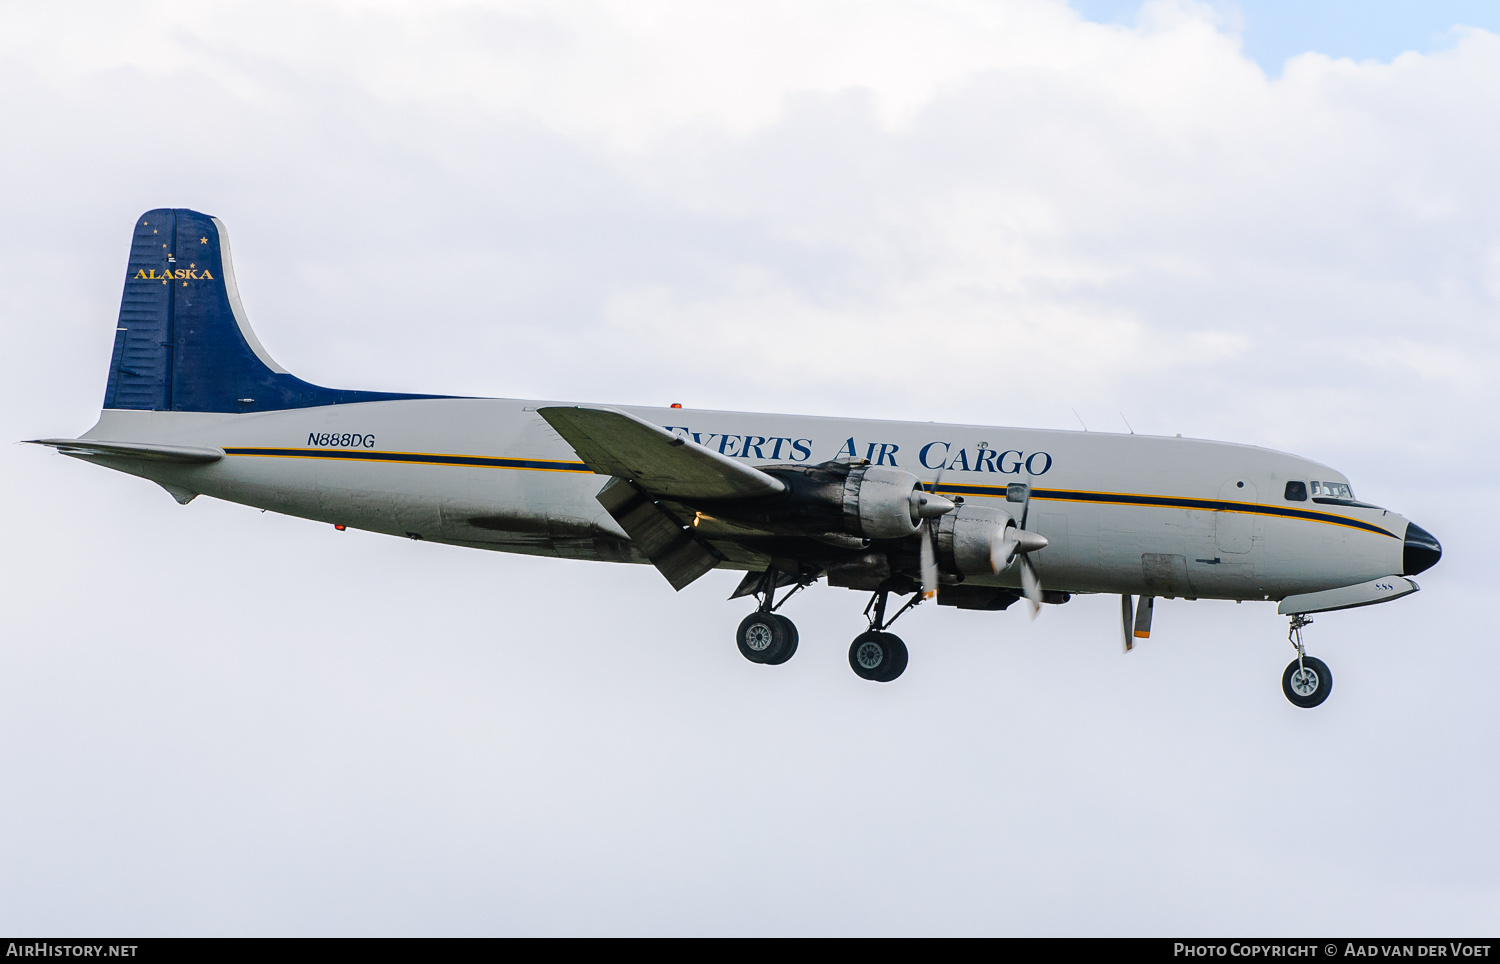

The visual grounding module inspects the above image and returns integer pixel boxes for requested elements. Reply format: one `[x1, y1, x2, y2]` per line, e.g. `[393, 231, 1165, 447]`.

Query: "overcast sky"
[2, 0, 1497, 936]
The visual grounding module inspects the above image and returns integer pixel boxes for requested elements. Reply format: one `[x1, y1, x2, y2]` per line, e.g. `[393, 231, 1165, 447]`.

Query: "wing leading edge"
[536, 406, 785, 500]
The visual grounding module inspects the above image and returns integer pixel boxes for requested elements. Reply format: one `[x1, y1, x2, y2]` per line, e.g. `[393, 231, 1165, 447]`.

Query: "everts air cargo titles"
[30, 209, 1444, 707]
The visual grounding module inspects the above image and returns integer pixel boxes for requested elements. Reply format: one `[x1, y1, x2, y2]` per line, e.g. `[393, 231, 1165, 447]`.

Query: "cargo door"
[1215, 477, 1257, 554]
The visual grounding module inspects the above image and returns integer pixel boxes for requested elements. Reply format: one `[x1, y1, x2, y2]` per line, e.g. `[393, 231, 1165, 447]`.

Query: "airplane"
[28, 208, 1443, 707]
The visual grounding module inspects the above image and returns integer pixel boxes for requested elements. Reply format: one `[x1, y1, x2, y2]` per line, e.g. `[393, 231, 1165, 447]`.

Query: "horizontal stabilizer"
[1278, 576, 1418, 615]
[538, 406, 786, 500]
[27, 438, 224, 464]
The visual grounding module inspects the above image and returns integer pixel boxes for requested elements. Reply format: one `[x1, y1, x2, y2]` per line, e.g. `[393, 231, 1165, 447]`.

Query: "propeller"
[990, 482, 1048, 618]
[917, 467, 948, 600]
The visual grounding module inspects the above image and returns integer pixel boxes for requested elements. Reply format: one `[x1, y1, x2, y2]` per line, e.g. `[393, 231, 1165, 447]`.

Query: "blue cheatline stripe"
[222, 447, 591, 473]
[222, 449, 1398, 539]
[933, 482, 1399, 539]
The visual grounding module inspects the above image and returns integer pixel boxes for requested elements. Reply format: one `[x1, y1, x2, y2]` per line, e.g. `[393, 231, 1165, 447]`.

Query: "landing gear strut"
[735, 566, 807, 666]
[848, 589, 917, 682]
[1282, 614, 1333, 708]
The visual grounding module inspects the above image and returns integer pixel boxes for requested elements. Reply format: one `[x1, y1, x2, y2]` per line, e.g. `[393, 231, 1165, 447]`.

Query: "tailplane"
[103, 209, 439, 412]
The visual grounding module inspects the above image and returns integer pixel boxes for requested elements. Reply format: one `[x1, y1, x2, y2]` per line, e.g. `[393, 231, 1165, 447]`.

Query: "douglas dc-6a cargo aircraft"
[30, 209, 1443, 707]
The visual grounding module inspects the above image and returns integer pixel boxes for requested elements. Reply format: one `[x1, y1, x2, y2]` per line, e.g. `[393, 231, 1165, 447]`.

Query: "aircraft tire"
[849, 631, 907, 682]
[763, 615, 799, 665]
[877, 633, 908, 681]
[737, 612, 790, 665]
[1282, 656, 1333, 708]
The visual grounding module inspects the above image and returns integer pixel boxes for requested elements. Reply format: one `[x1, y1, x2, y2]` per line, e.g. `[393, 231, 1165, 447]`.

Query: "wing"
[538, 406, 789, 591]
[537, 406, 785, 499]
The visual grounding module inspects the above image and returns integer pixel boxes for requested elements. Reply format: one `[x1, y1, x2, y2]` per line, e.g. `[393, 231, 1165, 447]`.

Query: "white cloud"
[2, 0, 1498, 934]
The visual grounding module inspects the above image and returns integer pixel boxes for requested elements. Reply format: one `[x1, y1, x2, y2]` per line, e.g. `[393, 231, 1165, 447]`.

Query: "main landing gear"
[736, 611, 799, 665]
[733, 570, 919, 683]
[849, 631, 907, 682]
[1282, 614, 1333, 708]
[735, 567, 808, 666]
[847, 588, 918, 683]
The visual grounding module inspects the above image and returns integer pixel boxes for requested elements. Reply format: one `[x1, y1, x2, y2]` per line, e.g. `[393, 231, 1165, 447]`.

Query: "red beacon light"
[670, 403, 682, 409]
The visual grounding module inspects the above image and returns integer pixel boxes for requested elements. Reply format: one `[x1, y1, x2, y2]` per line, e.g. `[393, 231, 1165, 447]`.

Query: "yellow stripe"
[1039, 494, 1393, 537]
[943, 484, 1397, 538]
[224, 448, 591, 473]
[236, 453, 589, 473]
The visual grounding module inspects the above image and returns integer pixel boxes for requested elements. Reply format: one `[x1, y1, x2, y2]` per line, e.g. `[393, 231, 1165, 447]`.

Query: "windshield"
[1311, 480, 1354, 500]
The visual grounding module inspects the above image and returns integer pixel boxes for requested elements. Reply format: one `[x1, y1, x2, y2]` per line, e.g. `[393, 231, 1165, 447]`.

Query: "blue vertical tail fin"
[103, 209, 440, 412]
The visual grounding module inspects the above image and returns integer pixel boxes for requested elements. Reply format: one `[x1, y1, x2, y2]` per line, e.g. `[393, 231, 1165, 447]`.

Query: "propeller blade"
[1020, 555, 1042, 619]
[920, 519, 938, 600]
[918, 467, 947, 600]
[1006, 482, 1031, 529]
[1121, 594, 1135, 652]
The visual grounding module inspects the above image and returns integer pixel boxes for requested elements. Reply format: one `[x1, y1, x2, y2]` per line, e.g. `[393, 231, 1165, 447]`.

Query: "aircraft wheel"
[763, 615, 799, 665]
[849, 631, 908, 682]
[1282, 656, 1333, 708]
[737, 612, 792, 665]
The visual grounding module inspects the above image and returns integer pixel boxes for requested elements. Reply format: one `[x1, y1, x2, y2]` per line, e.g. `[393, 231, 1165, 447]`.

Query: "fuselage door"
[1215, 477, 1257, 553]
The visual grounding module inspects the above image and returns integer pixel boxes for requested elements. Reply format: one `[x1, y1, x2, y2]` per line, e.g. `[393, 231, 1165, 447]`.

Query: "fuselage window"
[1284, 481, 1307, 502]
[1311, 481, 1353, 500]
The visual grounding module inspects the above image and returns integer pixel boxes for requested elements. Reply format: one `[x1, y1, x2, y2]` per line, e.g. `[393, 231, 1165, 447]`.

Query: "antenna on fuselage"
[1119, 412, 1135, 435]
[1071, 408, 1088, 432]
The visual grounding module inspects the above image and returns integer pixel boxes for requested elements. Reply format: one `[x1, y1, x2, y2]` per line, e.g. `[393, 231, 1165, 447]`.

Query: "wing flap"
[537, 406, 785, 500]
[27, 438, 224, 464]
[596, 478, 723, 590]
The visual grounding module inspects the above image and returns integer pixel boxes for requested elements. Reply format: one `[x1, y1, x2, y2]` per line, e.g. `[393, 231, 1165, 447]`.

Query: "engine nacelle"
[842, 465, 937, 540]
[936, 503, 1016, 575]
[708, 461, 954, 541]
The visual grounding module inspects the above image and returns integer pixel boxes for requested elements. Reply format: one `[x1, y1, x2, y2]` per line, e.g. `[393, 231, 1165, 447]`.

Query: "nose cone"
[1403, 522, 1442, 576]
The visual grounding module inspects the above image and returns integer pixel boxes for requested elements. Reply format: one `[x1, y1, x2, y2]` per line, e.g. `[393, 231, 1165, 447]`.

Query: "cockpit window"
[1284, 481, 1307, 502]
[1311, 481, 1353, 500]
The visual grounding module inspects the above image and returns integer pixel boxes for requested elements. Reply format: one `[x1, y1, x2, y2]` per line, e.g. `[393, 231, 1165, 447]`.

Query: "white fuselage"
[75, 399, 1408, 602]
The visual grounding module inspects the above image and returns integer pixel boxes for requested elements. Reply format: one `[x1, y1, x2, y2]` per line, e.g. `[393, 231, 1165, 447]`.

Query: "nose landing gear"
[1282, 614, 1333, 708]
